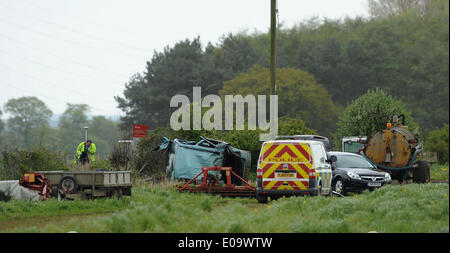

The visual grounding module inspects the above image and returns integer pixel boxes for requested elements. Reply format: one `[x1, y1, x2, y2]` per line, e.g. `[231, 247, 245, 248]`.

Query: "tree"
[357, 2, 449, 132]
[54, 104, 119, 157]
[0, 130, 25, 151]
[116, 37, 223, 130]
[220, 65, 342, 137]
[58, 104, 89, 130]
[334, 89, 418, 148]
[0, 108, 4, 134]
[4, 96, 52, 147]
[0, 109, 4, 148]
[209, 33, 263, 81]
[88, 116, 119, 156]
[425, 124, 449, 164]
[367, 0, 448, 19]
[28, 125, 60, 150]
[57, 104, 90, 155]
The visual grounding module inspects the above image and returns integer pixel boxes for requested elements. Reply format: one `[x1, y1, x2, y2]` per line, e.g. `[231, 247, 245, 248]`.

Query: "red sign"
[133, 124, 149, 138]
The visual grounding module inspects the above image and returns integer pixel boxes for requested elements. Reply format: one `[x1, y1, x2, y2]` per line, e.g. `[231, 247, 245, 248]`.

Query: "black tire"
[122, 187, 132, 196]
[58, 176, 78, 194]
[332, 177, 346, 196]
[112, 188, 123, 199]
[413, 160, 430, 183]
[51, 186, 59, 198]
[106, 188, 114, 197]
[316, 181, 322, 196]
[256, 193, 268, 204]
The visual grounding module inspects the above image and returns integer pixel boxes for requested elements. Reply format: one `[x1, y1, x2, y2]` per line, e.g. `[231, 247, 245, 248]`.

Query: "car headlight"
[347, 171, 361, 180]
[385, 172, 391, 180]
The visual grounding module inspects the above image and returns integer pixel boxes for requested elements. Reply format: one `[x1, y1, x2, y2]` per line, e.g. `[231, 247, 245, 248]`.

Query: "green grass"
[431, 163, 449, 181]
[3, 183, 448, 233]
[0, 195, 131, 223]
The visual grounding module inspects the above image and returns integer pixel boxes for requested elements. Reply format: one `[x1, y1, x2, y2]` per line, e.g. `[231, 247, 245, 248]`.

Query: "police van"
[256, 139, 332, 203]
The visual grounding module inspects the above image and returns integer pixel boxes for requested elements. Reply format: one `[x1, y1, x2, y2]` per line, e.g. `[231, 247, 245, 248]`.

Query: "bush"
[109, 143, 133, 170]
[426, 124, 449, 164]
[88, 158, 115, 171]
[334, 89, 418, 149]
[0, 147, 68, 180]
[133, 127, 173, 180]
[278, 117, 318, 136]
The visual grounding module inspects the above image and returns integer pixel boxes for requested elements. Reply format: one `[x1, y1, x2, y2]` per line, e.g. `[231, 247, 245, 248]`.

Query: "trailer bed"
[36, 170, 132, 199]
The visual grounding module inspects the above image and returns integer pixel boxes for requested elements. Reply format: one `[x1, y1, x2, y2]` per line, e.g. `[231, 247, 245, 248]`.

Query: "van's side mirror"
[326, 154, 337, 163]
[331, 155, 337, 163]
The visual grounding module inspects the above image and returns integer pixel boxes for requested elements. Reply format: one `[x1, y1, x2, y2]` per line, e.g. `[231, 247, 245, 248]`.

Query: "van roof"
[342, 136, 367, 141]
[275, 135, 328, 140]
[262, 139, 325, 145]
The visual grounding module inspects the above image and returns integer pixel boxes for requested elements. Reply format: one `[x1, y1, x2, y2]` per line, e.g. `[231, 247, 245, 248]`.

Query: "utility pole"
[84, 126, 88, 142]
[270, 0, 277, 95]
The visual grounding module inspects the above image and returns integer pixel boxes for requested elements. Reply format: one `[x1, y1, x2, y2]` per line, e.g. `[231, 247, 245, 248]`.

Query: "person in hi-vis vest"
[75, 139, 96, 165]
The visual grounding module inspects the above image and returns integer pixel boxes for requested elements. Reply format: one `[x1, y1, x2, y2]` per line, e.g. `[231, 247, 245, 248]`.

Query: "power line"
[1, 81, 74, 106]
[0, 47, 125, 84]
[0, 62, 115, 104]
[0, 1, 152, 54]
[22, 0, 149, 44]
[0, 32, 133, 77]
[0, 81, 117, 115]
[0, 17, 146, 59]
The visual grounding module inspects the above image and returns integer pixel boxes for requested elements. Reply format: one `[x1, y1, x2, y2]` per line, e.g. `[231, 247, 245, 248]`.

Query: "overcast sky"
[0, 0, 369, 119]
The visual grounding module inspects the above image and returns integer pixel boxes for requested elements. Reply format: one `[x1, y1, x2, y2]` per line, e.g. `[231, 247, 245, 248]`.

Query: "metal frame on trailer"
[178, 166, 256, 197]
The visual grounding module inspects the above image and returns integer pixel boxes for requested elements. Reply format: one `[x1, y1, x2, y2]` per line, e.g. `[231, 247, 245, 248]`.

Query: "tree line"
[0, 0, 448, 162]
[0, 97, 119, 158]
[116, 0, 448, 139]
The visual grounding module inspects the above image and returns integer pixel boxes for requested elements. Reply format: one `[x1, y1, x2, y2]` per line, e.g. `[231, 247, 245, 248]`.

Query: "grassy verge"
[4, 183, 448, 233]
[431, 163, 449, 181]
[0, 196, 131, 223]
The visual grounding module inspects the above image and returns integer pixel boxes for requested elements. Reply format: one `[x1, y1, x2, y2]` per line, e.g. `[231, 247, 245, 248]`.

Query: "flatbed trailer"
[36, 170, 132, 200]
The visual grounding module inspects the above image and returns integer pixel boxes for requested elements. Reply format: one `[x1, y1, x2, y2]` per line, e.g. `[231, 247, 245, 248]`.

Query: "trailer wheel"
[122, 187, 132, 196]
[413, 160, 430, 183]
[112, 188, 123, 199]
[51, 186, 59, 198]
[58, 176, 78, 194]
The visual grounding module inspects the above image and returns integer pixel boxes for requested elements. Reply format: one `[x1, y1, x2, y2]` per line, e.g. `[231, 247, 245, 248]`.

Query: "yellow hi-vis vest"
[76, 142, 96, 162]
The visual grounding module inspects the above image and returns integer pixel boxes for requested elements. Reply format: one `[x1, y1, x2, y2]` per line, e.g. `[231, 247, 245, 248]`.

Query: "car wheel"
[257, 193, 268, 204]
[333, 178, 346, 196]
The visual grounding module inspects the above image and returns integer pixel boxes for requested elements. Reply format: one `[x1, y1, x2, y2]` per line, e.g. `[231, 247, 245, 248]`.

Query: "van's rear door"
[258, 142, 312, 191]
